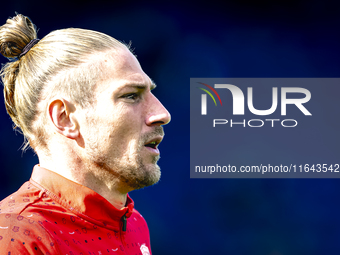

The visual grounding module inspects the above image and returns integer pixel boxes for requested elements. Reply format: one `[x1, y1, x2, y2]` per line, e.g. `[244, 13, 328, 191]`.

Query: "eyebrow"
[122, 82, 157, 90]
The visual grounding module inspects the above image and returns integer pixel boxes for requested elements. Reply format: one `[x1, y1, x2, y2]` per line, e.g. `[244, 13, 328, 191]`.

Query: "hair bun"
[0, 14, 37, 58]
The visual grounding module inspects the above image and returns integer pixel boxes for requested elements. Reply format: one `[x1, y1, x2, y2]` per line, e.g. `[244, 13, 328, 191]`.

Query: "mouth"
[144, 137, 163, 154]
[144, 137, 162, 149]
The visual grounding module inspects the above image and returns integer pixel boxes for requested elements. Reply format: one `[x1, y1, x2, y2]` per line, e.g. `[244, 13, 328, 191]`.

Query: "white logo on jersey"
[140, 244, 151, 255]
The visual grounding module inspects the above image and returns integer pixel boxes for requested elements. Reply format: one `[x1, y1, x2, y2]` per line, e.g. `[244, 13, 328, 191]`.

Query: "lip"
[144, 136, 163, 155]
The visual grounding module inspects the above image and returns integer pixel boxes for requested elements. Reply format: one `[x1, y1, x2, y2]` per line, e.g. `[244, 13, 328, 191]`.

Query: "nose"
[146, 93, 171, 126]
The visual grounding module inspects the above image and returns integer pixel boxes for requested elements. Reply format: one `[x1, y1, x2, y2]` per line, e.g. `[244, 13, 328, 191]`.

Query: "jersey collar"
[30, 165, 134, 230]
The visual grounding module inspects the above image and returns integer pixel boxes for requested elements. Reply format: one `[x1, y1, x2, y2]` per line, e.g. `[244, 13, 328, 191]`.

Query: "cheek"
[114, 118, 144, 152]
[96, 102, 144, 141]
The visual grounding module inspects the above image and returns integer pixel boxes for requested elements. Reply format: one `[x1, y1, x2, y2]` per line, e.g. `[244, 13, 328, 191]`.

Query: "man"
[0, 14, 170, 254]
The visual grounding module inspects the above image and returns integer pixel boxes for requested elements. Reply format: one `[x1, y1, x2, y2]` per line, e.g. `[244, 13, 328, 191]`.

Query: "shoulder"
[130, 208, 151, 236]
[0, 182, 61, 254]
[129, 208, 152, 254]
[0, 212, 60, 254]
[132, 208, 148, 225]
[0, 181, 41, 214]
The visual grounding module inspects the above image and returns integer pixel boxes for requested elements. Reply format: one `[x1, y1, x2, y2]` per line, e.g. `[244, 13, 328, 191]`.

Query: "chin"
[118, 159, 161, 191]
[134, 163, 161, 190]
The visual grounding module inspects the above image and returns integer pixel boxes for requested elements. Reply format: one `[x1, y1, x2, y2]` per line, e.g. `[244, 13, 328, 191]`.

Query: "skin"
[38, 48, 171, 209]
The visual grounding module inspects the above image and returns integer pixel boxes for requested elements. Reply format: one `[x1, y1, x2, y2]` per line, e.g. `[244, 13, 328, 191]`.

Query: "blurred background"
[0, 0, 340, 254]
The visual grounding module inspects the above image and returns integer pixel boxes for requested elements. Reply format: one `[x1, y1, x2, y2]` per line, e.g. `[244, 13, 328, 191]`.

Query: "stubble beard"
[117, 152, 161, 190]
[85, 127, 164, 191]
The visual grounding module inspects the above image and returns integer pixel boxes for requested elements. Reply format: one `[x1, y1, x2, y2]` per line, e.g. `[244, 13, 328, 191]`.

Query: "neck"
[37, 147, 129, 210]
[78, 167, 129, 210]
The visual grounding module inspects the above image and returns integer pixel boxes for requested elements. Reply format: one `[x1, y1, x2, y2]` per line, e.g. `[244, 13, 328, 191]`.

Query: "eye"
[122, 93, 139, 101]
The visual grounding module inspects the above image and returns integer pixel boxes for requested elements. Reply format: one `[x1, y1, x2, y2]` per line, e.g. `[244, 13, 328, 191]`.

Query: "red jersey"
[0, 165, 152, 255]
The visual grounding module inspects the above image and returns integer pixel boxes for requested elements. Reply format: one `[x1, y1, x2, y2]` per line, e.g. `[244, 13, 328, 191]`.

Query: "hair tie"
[18, 38, 40, 59]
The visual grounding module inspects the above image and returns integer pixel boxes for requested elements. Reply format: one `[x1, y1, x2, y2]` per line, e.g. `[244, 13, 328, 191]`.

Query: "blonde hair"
[0, 14, 127, 150]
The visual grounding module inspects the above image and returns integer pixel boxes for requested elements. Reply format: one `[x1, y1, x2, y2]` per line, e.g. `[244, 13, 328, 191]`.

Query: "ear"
[48, 98, 79, 139]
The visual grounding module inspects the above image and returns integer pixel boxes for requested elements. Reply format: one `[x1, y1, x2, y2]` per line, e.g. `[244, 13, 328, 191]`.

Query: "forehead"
[94, 49, 153, 93]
